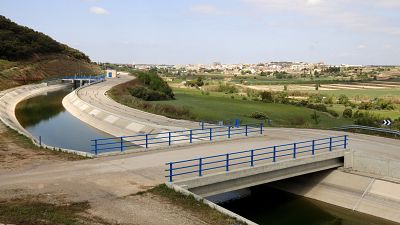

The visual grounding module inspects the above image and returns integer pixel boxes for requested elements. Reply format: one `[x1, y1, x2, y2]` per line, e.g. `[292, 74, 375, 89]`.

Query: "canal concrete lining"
[173, 150, 347, 197]
[62, 74, 200, 138]
[0, 83, 93, 157]
[268, 169, 400, 223]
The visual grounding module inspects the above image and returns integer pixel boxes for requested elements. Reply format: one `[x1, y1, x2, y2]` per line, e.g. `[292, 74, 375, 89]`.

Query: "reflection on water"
[218, 185, 398, 225]
[16, 89, 68, 127]
[15, 87, 112, 152]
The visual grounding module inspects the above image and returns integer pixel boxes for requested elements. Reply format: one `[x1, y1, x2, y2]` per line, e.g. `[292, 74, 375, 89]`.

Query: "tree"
[311, 110, 321, 125]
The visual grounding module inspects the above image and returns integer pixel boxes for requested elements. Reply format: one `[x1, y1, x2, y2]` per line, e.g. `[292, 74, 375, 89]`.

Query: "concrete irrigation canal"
[0, 77, 399, 225]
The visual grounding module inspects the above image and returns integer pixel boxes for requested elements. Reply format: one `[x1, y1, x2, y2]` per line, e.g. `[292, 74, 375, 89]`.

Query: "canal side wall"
[0, 83, 93, 157]
[62, 88, 153, 137]
[165, 182, 258, 225]
[268, 169, 400, 223]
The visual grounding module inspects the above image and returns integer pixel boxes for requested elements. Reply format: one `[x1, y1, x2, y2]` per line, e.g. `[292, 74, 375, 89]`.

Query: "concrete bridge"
[168, 136, 351, 197]
[61, 75, 105, 87]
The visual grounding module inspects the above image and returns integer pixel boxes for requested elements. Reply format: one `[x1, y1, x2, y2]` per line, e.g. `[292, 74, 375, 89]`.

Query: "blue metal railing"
[91, 123, 264, 155]
[61, 74, 106, 81]
[165, 135, 348, 182]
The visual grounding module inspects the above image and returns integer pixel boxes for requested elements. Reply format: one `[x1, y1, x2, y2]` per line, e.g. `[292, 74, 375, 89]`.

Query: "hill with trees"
[0, 15, 101, 90]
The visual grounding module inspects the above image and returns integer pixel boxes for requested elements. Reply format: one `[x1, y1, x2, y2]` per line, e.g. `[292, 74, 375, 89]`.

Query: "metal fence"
[334, 125, 400, 136]
[91, 123, 264, 155]
[165, 135, 348, 182]
[61, 75, 106, 81]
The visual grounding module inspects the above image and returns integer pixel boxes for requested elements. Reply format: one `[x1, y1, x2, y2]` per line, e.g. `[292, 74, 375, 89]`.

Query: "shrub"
[327, 109, 339, 117]
[353, 111, 382, 127]
[135, 69, 174, 99]
[216, 83, 238, 94]
[338, 94, 349, 104]
[311, 110, 321, 125]
[288, 116, 306, 126]
[342, 108, 353, 118]
[250, 111, 267, 120]
[128, 86, 168, 101]
[260, 91, 273, 103]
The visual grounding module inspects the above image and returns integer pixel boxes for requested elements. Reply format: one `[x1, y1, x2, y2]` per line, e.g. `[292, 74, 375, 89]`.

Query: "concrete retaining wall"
[269, 169, 400, 223]
[351, 150, 400, 181]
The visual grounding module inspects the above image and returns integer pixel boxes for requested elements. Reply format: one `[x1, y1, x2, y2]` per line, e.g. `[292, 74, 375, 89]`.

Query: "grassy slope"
[0, 54, 101, 91]
[153, 88, 352, 128]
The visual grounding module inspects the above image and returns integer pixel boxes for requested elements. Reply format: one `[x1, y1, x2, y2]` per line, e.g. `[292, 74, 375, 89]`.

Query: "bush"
[128, 86, 168, 101]
[250, 111, 267, 120]
[327, 109, 339, 117]
[288, 116, 305, 126]
[338, 94, 349, 104]
[136, 69, 174, 99]
[260, 91, 273, 103]
[342, 108, 353, 118]
[353, 111, 382, 127]
[216, 83, 238, 94]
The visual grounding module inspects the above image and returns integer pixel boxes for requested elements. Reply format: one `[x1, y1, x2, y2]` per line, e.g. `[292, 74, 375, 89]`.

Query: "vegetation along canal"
[215, 184, 398, 225]
[15, 87, 112, 152]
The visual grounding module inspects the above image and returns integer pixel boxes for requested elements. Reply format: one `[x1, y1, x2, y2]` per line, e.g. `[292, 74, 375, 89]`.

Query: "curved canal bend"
[15, 86, 112, 153]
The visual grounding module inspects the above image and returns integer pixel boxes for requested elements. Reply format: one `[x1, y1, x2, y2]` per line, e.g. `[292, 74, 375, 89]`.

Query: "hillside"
[0, 15, 101, 90]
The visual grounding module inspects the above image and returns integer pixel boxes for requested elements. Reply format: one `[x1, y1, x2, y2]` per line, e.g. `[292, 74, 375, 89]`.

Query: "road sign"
[383, 119, 392, 126]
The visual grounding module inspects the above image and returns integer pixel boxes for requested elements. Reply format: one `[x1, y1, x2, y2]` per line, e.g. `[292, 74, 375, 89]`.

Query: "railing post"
[169, 163, 173, 182]
[120, 137, 124, 152]
[245, 125, 248, 136]
[250, 150, 254, 167]
[329, 137, 332, 151]
[94, 139, 98, 155]
[312, 140, 315, 155]
[273, 146, 276, 162]
[228, 126, 231, 138]
[260, 123, 263, 134]
[199, 158, 203, 177]
[145, 134, 149, 149]
[189, 130, 193, 143]
[226, 154, 230, 171]
[201, 121, 205, 130]
[39, 136, 42, 146]
[344, 135, 348, 149]
[209, 128, 212, 141]
[168, 132, 172, 146]
[293, 143, 297, 159]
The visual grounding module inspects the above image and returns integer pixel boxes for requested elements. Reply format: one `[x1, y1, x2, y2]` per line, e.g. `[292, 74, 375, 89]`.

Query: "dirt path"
[0, 123, 82, 172]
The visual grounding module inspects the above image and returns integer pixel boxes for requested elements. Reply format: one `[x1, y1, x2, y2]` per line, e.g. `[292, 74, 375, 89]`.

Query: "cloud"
[190, 4, 224, 15]
[89, 6, 109, 15]
[357, 44, 367, 49]
[241, 0, 400, 36]
[306, 0, 322, 6]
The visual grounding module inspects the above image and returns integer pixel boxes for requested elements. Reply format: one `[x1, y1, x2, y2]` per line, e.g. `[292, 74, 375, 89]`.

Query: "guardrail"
[61, 75, 106, 80]
[91, 123, 264, 155]
[333, 125, 400, 136]
[165, 135, 348, 182]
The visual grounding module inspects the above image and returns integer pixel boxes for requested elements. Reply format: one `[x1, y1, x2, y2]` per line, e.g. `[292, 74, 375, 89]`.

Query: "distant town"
[99, 61, 399, 80]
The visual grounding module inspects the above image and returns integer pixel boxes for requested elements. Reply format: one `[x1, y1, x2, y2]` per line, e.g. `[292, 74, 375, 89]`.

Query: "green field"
[154, 88, 353, 128]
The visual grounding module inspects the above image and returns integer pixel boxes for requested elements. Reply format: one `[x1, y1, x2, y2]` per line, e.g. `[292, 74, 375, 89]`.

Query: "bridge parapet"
[166, 135, 348, 182]
[166, 135, 349, 197]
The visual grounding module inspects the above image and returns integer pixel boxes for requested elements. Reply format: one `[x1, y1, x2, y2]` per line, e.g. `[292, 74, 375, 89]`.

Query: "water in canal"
[15, 87, 112, 152]
[216, 184, 398, 225]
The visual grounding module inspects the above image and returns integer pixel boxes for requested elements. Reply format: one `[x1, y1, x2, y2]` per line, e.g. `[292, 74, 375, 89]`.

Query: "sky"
[1, 0, 399, 65]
